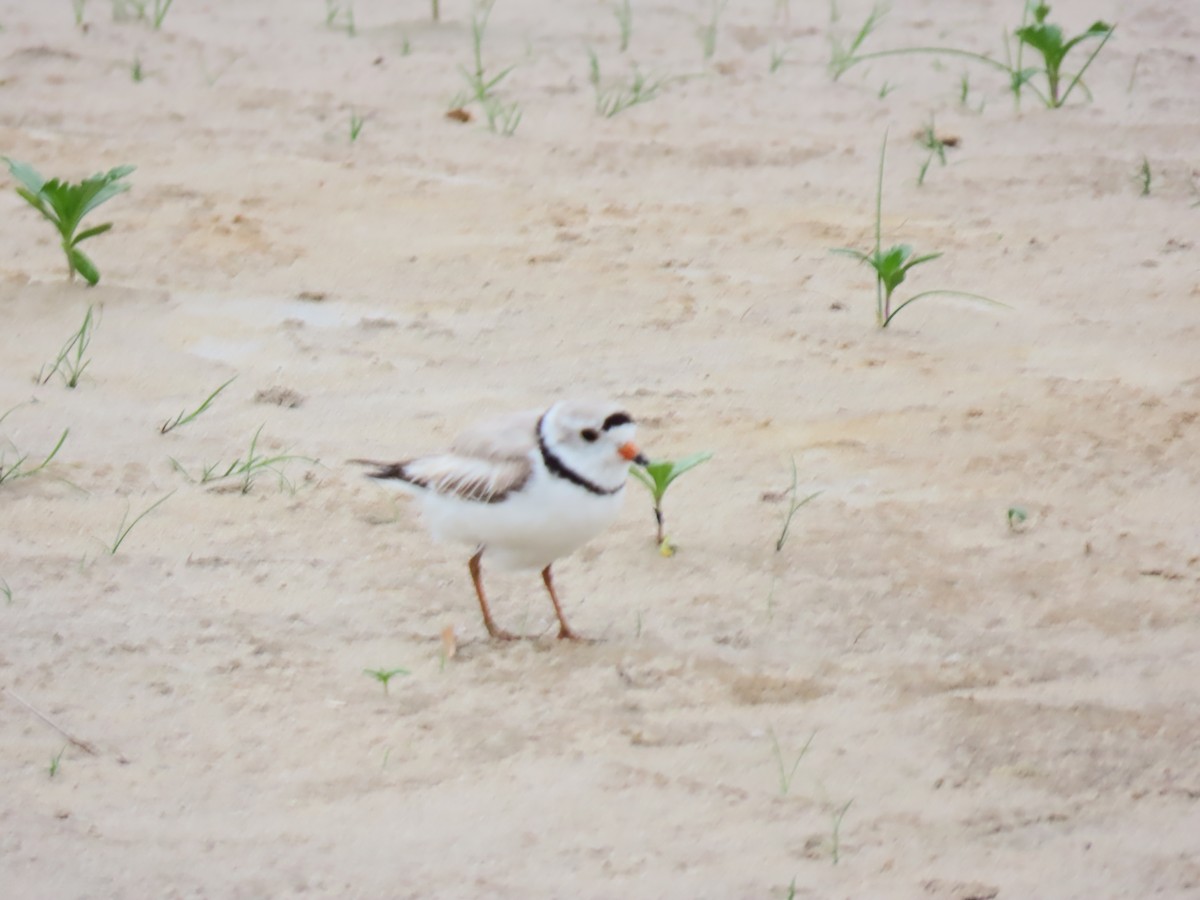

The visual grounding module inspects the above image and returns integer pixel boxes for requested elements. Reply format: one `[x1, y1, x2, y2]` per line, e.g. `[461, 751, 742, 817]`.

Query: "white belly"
[420, 471, 626, 570]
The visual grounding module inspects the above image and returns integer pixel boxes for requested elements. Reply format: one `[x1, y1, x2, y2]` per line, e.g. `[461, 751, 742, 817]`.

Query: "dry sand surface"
[2, 0, 1199, 897]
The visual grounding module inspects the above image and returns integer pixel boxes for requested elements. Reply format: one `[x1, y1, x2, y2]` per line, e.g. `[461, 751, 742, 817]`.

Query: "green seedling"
[774, 457, 821, 552]
[830, 799, 853, 864]
[0, 408, 69, 486]
[131, 56, 144, 81]
[160, 376, 236, 434]
[171, 425, 312, 493]
[768, 43, 790, 73]
[39, 306, 98, 388]
[697, 0, 727, 61]
[1136, 157, 1151, 196]
[450, 1, 522, 135]
[0, 578, 11, 604]
[72, 0, 87, 27]
[364, 667, 409, 695]
[588, 48, 666, 117]
[430, 0, 439, 21]
[105, 491, 174, 555]
[324, 0, 355, 36]
[400, 33, 412, 55]
[957, 72, 985, 111]
[349, 109, 365, 142]
[768, 727, 816, 795]
[111, 0, 172, 28]
[831, 3, 1113, 110]
[1007, 505, 1028, 532]
[4, 159, 134, 285]
[1015, 4, 1114, 108]
[49, 745, 66, 778]
[628, 451, 712, 552]
[915, 115, 954, 185]
[613, 0, 632, 53]
[828, 2, 886, 78]
[785, 877, 798, 900]
[832, 132, 1001, 327]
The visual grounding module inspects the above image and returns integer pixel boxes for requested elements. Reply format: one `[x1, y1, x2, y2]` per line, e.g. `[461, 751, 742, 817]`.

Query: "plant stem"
[874, 131, 887, 326]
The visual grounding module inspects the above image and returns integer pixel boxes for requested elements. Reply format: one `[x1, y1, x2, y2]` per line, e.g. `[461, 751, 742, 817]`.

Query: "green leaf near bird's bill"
[629, 452, 713, 500]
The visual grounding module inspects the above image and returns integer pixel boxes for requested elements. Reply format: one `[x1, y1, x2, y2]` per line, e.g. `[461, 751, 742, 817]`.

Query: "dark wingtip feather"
[349, 459, 413, 482]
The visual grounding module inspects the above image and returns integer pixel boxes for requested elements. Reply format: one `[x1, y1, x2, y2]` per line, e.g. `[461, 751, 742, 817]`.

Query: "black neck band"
[537, 414, 623, 497]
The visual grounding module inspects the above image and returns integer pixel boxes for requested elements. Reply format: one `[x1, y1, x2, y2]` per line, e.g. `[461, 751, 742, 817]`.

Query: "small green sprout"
[588, 48, 667, 117]
[450, 1, 522, 135]
[768, 727, 816, 795]
[171, 425, 313, 494]
[768, 43, 790, 73]
[628, 451, 712, 552]
[3, 159, 134, 285]
[1, 578, 12, 604]
[1007, 505, 1028, 532]
[39, 306, 98, 388]
[828, 2, 886, 78]
[613, 0, 632, 53]
[0, 406, 69, 486]
[830, 2, 1113, 111]
[1014, 4, 1114, 108]
[774, 457, 822, 552]
[160, 376, 236, 434]
[49, 745, 66, 778]
[349, 109, 365, 142]
[364, 667, 409, 695]
[915, 115, 956, 185]
[106, 491, 174, 555]
[830, 799, 853, 864]
[833, 132, 1001, 327]
[152, 0, 174, 29]
[324, 0, 355, 36]
[697, 0, 727, 62]
[1136, 157, 1151, 197]
[131, 56, 144, 82]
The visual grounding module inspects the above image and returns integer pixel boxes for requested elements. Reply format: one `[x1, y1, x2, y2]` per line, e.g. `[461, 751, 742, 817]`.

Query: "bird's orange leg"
[541, 565, 582, 641]
[469, 551, 517, 641]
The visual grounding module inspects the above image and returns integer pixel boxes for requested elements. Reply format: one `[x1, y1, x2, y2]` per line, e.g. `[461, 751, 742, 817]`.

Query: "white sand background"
[2, 0, 1198, 897]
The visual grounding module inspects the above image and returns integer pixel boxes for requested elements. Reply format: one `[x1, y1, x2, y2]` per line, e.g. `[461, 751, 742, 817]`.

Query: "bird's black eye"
[580, 428, 599, 443]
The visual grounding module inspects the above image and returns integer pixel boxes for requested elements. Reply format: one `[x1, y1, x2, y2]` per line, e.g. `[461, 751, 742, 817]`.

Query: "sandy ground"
[2, 0, 1199, 897]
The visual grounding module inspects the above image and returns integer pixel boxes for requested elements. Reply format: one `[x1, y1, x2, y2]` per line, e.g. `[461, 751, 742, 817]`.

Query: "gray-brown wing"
[396, 452, 532, 503]
[356, 407, 540, 503]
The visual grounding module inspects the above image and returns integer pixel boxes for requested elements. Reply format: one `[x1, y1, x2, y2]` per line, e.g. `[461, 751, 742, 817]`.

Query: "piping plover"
[354, 399, 648, 641]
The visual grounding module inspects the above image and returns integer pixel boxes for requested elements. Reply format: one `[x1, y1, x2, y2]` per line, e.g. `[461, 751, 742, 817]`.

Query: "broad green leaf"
[629, 452, 713, 500]
[79, 166, 135, 219]
[628, 464, 660, 498]
[1016, 24, 1066, 69]
[899, 251, 942, 274]
[661, 451, 713, 488]
[1061, 22, 1112, 55]
[3, 157, 46, 193]
[14, 186, 57, 225]
[69, 247, 100, 285]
